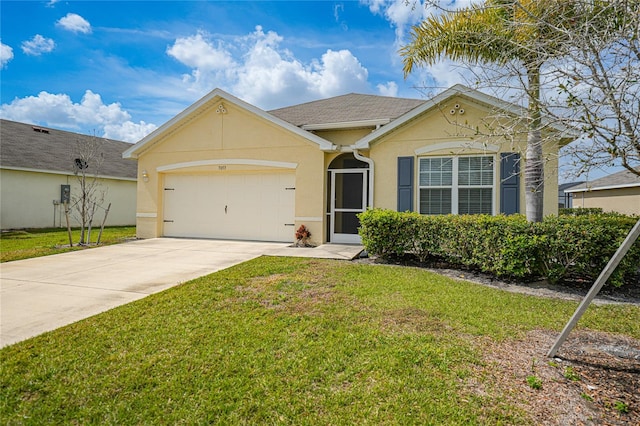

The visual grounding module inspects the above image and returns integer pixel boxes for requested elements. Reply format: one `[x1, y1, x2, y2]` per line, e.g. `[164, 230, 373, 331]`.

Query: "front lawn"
[1, 257, 638, 424]
[0, 226, 136, 262]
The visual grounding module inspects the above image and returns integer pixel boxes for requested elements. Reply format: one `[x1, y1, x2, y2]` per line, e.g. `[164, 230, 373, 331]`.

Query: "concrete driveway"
[1, 238, 362, 348]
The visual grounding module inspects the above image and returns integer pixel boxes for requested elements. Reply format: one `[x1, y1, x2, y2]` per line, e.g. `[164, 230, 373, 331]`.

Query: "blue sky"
[1, 0, 475, 143]
[1, 1, 629, 182]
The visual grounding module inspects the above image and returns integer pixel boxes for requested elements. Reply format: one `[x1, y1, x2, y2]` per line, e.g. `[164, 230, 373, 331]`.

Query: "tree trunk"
[525, 63, 544, 222]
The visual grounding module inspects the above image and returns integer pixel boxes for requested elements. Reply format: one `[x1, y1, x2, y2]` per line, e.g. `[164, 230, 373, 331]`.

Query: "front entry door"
[330, 169, 367, 244]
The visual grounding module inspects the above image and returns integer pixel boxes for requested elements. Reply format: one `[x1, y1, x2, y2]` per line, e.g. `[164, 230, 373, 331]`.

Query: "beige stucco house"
[0, 119, 137, 229]
[565, 168, 640, 215]
[123, 85, 571, 244]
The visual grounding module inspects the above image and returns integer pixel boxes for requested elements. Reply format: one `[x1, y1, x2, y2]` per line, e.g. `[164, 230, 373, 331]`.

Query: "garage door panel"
[163, 172, 294, 242]
[164, 175, 226, 238]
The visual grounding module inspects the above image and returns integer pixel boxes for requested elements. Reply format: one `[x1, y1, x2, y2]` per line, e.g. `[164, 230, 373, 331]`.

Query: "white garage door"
[163, 172, 295, 242]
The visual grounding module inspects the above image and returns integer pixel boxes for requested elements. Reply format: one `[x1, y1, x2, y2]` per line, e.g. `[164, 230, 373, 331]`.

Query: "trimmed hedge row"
[358, 209, 640, 287]
[559, 207, 603, 216]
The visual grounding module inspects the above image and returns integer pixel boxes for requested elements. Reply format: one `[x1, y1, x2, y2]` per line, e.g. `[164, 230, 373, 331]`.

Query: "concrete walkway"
[0, 238, 362, 347]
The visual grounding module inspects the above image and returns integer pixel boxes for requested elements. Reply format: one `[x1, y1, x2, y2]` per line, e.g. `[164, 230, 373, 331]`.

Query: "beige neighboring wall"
[0, 168, 136, 229]
[134, 98, 326, 243]
[368, 95, 560, 216]
[571, 187, 640, 215]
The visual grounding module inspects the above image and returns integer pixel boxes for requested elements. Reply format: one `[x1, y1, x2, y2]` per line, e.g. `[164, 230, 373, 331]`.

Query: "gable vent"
[32, 126, 50, 134]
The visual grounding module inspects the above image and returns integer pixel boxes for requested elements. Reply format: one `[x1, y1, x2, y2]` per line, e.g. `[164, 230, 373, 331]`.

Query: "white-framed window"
[419, 155, 494, 215]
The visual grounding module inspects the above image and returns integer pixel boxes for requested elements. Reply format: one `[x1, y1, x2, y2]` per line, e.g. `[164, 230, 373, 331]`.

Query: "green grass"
[1, 257, 638, 424]
[0, 226, 136, 262]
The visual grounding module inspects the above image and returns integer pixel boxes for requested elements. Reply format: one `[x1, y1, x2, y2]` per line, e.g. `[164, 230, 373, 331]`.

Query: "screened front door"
[330, 169, 367, 244]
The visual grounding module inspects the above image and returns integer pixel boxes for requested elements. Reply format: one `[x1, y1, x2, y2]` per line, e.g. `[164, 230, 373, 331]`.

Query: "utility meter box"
[60, 184, 70, 204]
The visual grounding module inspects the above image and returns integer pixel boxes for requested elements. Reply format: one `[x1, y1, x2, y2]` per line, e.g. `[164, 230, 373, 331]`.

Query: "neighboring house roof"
[123, 88, 335, 159]
[564, 168, 640, 192]
[268, 93, 425, 129]
[559, 181, 585, 192]
[0, 119, 136, 179]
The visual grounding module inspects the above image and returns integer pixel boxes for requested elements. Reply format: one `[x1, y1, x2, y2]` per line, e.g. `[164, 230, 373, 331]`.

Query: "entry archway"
[327, 153, 369, 243]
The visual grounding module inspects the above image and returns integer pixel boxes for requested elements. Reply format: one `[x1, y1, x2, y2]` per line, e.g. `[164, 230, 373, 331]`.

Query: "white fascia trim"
[136, 212, 157, 218]
[123, 88, 335, 159]
[294, 217, 323, 222]
[565, 182, 640, 193]
[156, 159, 298, 172]
[302, 118, 391, 131]
[0, 166, 137, 181]
[415, 141, 500, 155]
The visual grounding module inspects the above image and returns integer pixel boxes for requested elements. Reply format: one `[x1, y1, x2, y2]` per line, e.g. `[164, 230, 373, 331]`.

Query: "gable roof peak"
[353, 84, 576, 149]
[123, 87, 336, 159]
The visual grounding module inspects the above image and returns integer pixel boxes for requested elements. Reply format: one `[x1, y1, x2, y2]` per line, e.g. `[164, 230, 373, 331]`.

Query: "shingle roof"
[559, 181, 585, 192]
[268, 93, 425, 127]
[565, 168, 640, 192]
[1, 119, 137, 179]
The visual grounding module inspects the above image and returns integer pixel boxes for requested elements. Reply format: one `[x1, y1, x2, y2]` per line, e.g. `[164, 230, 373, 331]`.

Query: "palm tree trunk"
[525, 63, 544, 222]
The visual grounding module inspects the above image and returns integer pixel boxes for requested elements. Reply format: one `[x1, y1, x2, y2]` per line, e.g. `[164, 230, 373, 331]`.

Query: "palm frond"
[401, 1, 516, 76]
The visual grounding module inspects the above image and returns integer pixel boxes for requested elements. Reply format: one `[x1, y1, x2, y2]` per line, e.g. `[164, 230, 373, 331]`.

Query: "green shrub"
[539, 214, 640, 286]
[358, 209, 416, 258]
[559, 207, 603, 216]
[357, 209, 640, 287]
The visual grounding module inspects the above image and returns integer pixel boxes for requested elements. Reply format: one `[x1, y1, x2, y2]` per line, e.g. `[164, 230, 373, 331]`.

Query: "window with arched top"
[328, 153, 369, 169]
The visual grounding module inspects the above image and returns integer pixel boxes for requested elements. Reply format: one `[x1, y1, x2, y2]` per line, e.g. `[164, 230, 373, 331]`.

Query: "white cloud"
[334, 3, 348, 30]
[46, 0, 60, 7]
[425, 60, 475, 88]
[21, 35, 55, 56]
[313, 49, 369, 96]
[103, 120, 157, 142]
[362, 0, 429, 46]
[377, 81, 398, 97]
[362, 0, 486, 95]
[167, 31, 234, 71]
[166, 26, 370, 109]
[0, 90, 156, 142]
[57, 13, 92, 34]
[362, 0, 477, 45]
[363, 0, 386, 14]
[1, 41, 14, 68]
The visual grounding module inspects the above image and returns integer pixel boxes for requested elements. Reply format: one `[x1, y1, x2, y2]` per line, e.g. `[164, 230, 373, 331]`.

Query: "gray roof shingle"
[566, 168, 640, 191]
[1, 119, 137, 179]
[268, 93, 425, 127]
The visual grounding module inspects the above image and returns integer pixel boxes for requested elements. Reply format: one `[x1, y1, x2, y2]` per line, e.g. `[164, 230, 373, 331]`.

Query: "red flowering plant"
[294, 225, 313, 247]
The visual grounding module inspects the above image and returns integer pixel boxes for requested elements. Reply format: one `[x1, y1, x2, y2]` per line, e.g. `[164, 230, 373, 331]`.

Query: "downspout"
[353, 150, 374, 208]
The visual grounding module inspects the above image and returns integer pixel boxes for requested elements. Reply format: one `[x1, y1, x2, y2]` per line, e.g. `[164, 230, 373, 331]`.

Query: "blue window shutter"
[397, 156, 414, 212]
[500, 152, 520, 214]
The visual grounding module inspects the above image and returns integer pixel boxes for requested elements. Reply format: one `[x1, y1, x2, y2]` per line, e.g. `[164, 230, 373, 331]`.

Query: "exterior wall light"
[142, 169, 149, 182]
